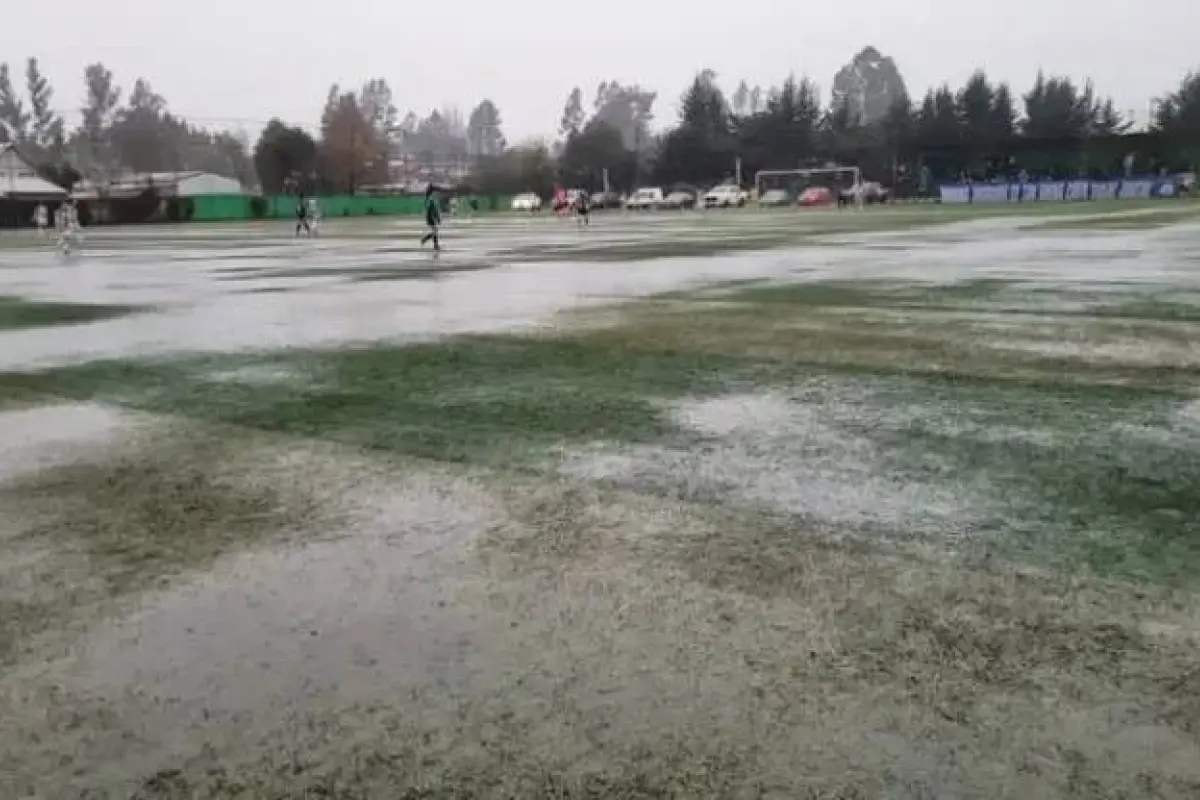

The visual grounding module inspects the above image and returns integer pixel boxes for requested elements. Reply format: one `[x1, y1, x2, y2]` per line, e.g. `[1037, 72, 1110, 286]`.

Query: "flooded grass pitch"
[1, 204, 1200, 797]
[0, 295, 144, 331]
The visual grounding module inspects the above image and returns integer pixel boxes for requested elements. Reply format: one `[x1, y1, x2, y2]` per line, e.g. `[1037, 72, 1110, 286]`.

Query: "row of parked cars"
[510, 183, 752, 213]
[510, 181, 890, 212]
[759, 182, 890, 207]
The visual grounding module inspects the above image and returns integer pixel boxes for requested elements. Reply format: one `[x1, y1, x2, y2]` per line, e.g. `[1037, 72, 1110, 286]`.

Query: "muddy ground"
[1, 204, 1199, 798]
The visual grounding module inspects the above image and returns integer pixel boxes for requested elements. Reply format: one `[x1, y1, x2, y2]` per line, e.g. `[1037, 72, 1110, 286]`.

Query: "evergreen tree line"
[484, 66, 1200, 197]
[0, 60, 254, 191]
[2, 56, 1197, 199]
[0, 61, 507, 196]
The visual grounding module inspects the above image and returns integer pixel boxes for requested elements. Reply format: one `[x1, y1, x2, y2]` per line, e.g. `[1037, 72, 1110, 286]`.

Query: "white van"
[625, 187, 664, 210]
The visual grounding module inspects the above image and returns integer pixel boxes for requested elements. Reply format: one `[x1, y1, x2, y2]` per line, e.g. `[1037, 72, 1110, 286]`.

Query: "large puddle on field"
[0, 213, 1197, 370]
[0, 463, 525, 796]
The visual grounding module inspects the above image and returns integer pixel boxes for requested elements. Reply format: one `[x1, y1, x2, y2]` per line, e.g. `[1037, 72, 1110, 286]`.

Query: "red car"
[798, 186, 835, 207]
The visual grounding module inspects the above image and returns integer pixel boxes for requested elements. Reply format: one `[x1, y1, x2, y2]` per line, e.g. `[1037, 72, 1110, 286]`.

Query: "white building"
[0, 144, 69, 199]
[73, 171, 245, 199]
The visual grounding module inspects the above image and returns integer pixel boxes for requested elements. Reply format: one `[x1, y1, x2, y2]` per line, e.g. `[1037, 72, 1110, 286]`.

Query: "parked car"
[511, 192, 543, 212]
[703, 184, 748, 209]
[758, 189, 792, 207]
[798, 186, 835, 207]
[838, 181, 890, 206]
[625, 187, 665, 210]
[662, 190, 697, 210]
[589, 191, 623, 209]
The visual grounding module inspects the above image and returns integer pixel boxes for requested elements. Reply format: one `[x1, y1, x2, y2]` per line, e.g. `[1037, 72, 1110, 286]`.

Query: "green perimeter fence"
[190, 194, 515, 222]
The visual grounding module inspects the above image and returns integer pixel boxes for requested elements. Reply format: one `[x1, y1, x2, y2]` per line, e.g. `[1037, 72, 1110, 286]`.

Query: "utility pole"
[735, 156, 743, 186]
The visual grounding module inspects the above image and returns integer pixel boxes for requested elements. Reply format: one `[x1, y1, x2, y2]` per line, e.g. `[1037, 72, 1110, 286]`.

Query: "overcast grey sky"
[2, 0, 1196, 141]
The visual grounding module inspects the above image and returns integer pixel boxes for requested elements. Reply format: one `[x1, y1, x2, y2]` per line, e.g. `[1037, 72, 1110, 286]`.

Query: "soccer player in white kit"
[33, 203, 49, 237]
[54, 200, 82, 255]
[306, 197, 322, 237]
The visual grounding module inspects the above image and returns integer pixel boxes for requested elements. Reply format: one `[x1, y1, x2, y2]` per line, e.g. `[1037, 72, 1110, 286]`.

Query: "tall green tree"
[467, 99, 506, 158]
[880, 91, 916, 159]
[733, 74, 821, 177]
[656, 70, 734, 185]
[1092, 98, 1131, 135]
[731, 80, 751, 117]
[319, 89, 378, 191]
[0, 63, 30, 143]
[591, 80, 656, 152]
[560, 121, 635, 190]
[956, 71, 993, 138]
[109, 78, 171, 172]
[74, 62, 122, 177]
[80, 63, 121, 140]
[956, 71, 1015, 173]
[253, 119, 319, 193]
[989, 83, 1018, 139]
[1153, 70, 1200, 137]
[479, 141, 556, 197]
[916, 85, 961, 145]
[25, 58, 64, 157]
[558, 87, 585, 139]
[1022, 72, 1097, 139]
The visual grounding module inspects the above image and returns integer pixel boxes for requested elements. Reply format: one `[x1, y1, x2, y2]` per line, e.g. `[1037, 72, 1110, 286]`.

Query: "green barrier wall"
[191, 193, 513, 222]
[191, 195, 254, 221]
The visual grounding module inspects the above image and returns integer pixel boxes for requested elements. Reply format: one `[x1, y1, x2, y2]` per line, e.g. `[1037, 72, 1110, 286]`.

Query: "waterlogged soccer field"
[2, 202, 1200, 798]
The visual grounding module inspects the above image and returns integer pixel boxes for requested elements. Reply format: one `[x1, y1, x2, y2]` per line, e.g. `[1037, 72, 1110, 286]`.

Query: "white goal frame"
[755, 167, 863, 208]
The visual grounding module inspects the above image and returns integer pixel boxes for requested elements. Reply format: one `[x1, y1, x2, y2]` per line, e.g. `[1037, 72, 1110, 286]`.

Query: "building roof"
[74, 171, 205, 193]
[0, 144, 69, 197]
[73, 171, 246, 198]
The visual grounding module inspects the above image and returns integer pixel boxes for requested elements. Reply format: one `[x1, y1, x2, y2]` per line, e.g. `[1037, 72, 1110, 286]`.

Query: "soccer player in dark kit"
[295, 192, 313, 238]
[420, 184, 442, 251]
[575, 190, 590, 226]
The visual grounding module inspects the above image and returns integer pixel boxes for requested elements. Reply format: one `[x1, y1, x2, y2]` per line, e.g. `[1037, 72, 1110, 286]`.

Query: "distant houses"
[72, 171, 247, 200]
[0, 144, 69, 226]
[0, 145, 69, 201]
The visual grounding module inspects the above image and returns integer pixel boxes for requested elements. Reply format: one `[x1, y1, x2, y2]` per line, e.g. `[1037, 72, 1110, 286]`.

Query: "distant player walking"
[295, 192, 313, 238]
[305, 197, 322, 237]
[574, 191, 590, 226]
[420, 184, 441, 251]
[33, 203, 49, 237]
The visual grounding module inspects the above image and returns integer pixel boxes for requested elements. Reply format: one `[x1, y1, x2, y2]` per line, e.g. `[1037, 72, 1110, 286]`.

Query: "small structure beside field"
[72, 171, 247, 200]
[0, 144, 69, 227]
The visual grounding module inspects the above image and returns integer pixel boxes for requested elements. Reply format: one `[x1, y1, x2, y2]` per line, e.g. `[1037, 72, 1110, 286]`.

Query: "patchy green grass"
[118, 491, 1200, 799]
[0, 339, 733, 465]
[502, 233, 802, 263]
[3, 287, 1199, 587]
[1025, 205, 1200, 231]
[0, 296, 143, 330]
[218, 260, 495, 282]
[1, 429, 325, 588]
[0, 423, 330, 664]
[4, 242, 1200, 796]
[0, 598, 54, 665]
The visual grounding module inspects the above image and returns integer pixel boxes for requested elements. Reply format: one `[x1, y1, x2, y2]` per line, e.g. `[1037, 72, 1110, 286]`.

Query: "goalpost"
[755, 166, 863, 208]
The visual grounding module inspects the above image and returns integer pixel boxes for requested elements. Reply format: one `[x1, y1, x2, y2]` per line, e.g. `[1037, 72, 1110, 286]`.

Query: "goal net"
[755, 167, 862, 208]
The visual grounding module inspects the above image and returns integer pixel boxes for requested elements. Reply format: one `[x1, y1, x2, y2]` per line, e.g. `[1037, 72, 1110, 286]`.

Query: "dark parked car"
[662, 190, 697, 210]
[589, 191, 623, 210]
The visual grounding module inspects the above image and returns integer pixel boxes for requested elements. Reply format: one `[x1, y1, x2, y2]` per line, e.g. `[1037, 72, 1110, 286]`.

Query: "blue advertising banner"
[938, 178, 1178, 204]
[1036, 182, 1065, 202]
